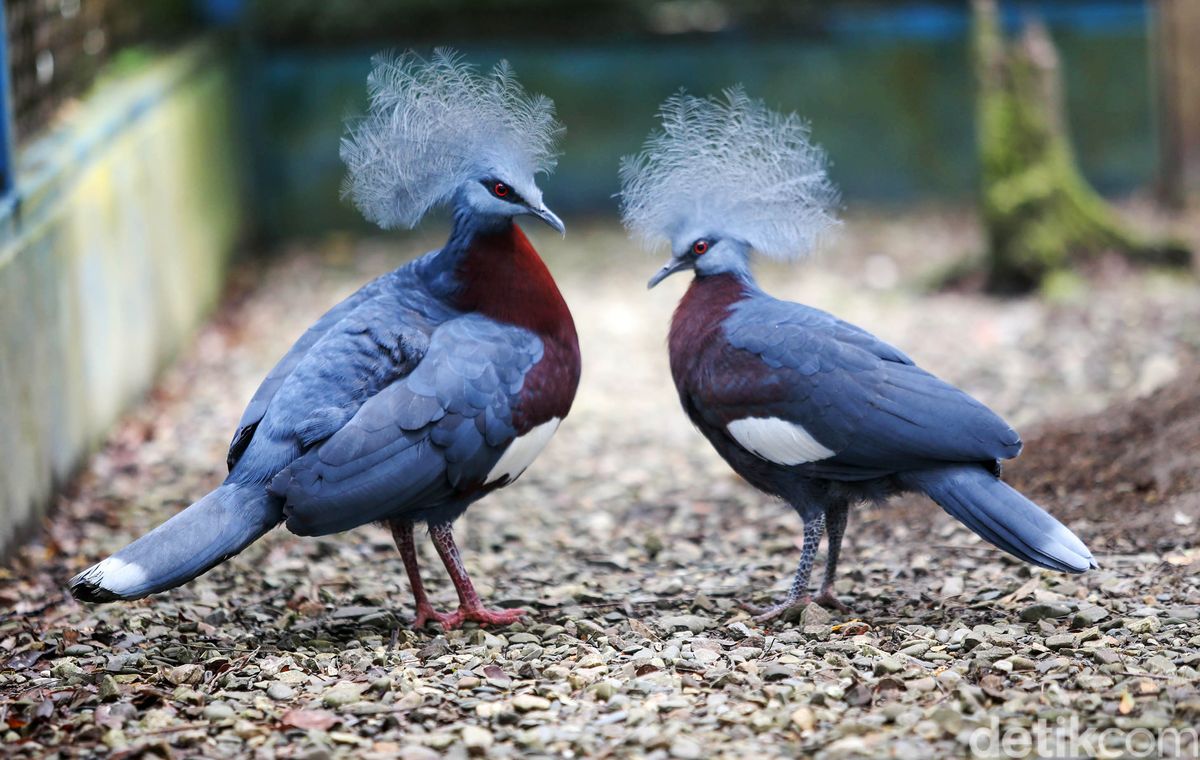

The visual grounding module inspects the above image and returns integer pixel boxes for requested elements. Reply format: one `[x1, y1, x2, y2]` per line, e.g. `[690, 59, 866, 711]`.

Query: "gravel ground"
[3, 209, 1200, 758]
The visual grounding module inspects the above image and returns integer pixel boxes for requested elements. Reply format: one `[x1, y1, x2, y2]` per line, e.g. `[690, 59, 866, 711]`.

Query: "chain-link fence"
[4, 0, 195, 143]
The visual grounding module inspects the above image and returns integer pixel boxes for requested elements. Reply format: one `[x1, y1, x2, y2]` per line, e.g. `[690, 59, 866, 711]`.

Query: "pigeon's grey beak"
[647, 256, 692, 289]
[530, 204, 566, 235]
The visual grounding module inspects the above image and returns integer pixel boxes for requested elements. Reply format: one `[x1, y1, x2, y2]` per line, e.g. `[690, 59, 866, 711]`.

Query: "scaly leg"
[389, 519, 455, 629]
[744, 513, 825, 624]
[813, 504, 851, 613]
[428, 522, 525, 629]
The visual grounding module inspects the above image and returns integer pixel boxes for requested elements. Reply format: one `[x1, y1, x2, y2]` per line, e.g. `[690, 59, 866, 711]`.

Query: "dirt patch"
[1007, 364, 1200, 555]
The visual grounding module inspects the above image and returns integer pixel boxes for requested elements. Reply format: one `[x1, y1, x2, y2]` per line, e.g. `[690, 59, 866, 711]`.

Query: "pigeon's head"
[646, 228, 752, 288]
[341, 48, 565, 234]
[619, 88, 839, 288]
[457, 165, 564, 233]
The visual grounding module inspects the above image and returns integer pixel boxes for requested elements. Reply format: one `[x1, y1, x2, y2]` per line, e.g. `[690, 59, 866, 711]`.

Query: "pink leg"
[428, 522, 526, 629]
[389, 520, 454, 629]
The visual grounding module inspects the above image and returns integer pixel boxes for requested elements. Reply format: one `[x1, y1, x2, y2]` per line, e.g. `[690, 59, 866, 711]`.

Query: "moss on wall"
[0, 42, 243, 559]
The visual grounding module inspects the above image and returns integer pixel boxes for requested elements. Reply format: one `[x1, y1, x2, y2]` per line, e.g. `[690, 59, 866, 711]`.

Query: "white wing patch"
[485, 418, 561, 485]
[727, 416, 835, 466]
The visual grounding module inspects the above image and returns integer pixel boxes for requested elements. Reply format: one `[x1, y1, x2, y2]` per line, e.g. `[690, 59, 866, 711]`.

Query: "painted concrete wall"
[0, 42, 243, 558]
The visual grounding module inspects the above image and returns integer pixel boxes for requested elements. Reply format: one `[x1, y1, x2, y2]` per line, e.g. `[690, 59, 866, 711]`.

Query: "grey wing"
[226, 275, 390, 471]
[728, 298, 915, 369]
[269, 315, 543, 536]
[226, 288, 443, 483]
[718, 301, 1021, 479]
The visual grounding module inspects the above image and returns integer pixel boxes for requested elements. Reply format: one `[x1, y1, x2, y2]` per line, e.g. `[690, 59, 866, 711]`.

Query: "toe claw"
[435, 606, 526, 630]
[461, 606, 526, 627]
[753, 607, 785, 625]
[410, 602, 526, 631]
[813, 590, 851, 614]
[737, 600, 769, 616]
[743, 596, 811, 625]
[412, 601, 458, 630]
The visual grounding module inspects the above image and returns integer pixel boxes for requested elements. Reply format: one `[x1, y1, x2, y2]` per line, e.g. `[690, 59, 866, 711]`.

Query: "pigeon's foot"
[438, 605, 526, 630]
[739, 597, 810, 625]
[741, 591, 849, 624]
[411, 602, 457, 630]
[813, 589, 851, 614]
[426, 523, 527, 630]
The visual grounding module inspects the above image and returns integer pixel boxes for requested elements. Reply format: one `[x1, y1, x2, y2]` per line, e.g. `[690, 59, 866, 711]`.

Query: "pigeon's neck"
[673, 272, 754, 328]
[445, 205, 513, 255]
[420, 208, 510, 299]
[697, 253, 757, 288]
[668, 272, 753, 380]
[426, 209, 576, 344]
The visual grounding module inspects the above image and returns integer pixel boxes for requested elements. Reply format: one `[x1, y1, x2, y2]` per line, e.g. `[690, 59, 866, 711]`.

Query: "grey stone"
[874, 655, 905, 675]
[267, 682, 295, 701]
[1020, 603, 1071, 622]
[658, 615, 714, 633]
[1045, 634, 1075, 650]
[203, 701, 235, 721]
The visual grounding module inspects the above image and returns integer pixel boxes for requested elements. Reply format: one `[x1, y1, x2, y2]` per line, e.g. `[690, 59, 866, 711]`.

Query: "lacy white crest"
[340, 48, 563, 229]
[619, 88, 839, 259]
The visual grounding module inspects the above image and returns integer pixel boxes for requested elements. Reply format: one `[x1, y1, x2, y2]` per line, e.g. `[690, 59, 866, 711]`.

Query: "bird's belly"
[484, 417, 561, 485]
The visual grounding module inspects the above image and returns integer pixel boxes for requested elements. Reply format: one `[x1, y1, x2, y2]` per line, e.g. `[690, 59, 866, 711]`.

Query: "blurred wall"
[0, 42, 244, 558]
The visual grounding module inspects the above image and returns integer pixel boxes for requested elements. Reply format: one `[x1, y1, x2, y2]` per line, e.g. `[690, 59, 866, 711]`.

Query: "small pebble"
[461, 725, 493, 753]
[267, 683, 295, 701]
[1021, 603, 1072, 622]
[203, 702, 235, 721]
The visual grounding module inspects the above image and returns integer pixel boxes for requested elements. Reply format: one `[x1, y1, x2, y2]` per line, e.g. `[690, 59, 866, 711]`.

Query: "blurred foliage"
[137, 0, 202, 36]
[244, 0, 847, 44]
[971, 0, 1189, 293]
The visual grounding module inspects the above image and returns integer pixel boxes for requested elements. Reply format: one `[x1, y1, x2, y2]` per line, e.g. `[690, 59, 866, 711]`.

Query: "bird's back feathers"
[271, 314, 547, 534]
[671, 277, 1022, 481]
[227, 274, 397, 472]
[226, 266, 448, 482]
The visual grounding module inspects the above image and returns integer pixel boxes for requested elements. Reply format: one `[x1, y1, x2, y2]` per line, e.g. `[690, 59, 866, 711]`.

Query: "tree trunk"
[972, 0, 1191, 293]
[1154, 0, 1200, 209]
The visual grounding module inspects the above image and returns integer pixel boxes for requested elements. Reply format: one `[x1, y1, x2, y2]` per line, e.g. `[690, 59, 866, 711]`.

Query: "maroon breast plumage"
[668, 273, 750, 394]
[453, 222, 581, 434]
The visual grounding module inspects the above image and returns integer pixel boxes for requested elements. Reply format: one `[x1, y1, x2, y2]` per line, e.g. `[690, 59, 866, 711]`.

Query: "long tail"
[901, 465, 1097, 573]
[69, 483, 282, 602]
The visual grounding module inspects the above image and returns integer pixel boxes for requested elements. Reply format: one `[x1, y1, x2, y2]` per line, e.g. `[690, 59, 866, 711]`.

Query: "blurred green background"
[226, 1, 1158, 237]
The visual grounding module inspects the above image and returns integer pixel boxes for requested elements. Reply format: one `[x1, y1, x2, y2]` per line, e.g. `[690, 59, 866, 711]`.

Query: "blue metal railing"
[0, 3, 14, 197]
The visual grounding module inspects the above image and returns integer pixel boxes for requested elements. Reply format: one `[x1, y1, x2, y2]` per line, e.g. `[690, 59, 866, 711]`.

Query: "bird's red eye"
[692, 240, 709, 255]
[493, 182, 509, 197]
